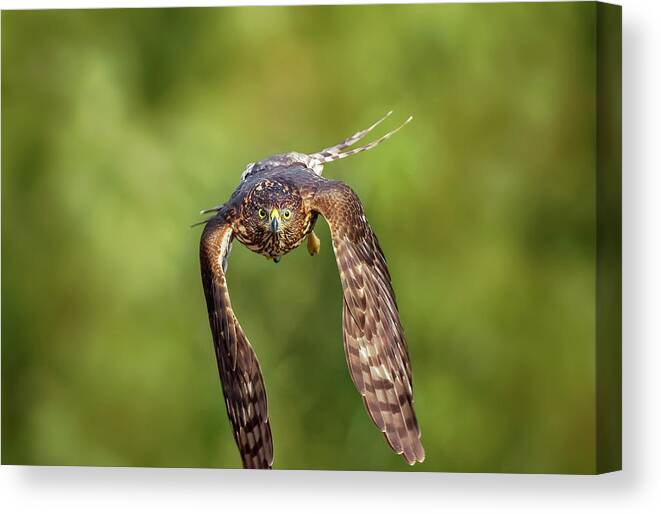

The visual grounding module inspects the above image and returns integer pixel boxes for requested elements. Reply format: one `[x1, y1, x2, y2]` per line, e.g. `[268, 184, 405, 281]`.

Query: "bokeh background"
[2, 3, 598, 473]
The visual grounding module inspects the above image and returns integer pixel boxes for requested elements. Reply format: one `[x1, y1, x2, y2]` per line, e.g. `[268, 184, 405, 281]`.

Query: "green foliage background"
[2, 3, 598, 473]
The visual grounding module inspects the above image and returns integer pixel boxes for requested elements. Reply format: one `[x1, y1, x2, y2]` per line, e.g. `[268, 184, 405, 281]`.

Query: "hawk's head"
[237, 179, 311, 259]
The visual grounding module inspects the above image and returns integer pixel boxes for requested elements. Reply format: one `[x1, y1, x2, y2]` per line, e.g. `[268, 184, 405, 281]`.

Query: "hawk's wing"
[200, 213, 273, 469]
[308, 180, 425, 465]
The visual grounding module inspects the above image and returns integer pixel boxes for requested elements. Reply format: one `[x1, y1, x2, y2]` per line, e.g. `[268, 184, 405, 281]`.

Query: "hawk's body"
[199, 113, 425, 469]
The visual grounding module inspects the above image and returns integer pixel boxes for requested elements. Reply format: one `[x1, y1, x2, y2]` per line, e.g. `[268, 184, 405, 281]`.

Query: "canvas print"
[1, 2, 621, 474]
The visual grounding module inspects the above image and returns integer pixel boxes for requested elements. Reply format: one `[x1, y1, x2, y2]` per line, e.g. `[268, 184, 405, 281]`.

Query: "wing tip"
[403, 449, 426, 466]
[399, 434, 426, 465]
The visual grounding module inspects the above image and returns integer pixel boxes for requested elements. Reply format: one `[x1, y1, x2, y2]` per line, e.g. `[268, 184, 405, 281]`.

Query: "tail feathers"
[309, 112, 412, 171]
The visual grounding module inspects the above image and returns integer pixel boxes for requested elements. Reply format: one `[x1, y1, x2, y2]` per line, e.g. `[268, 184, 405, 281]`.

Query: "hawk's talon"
[307, 232, 320, 256]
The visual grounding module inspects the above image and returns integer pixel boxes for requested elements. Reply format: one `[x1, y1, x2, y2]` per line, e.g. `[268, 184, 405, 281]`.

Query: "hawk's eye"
[282, 209, 291, 220]
[257, 208, 266, 219]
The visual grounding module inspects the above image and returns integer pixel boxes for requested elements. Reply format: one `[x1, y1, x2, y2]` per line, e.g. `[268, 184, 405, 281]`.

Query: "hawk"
[198, 112, 425, 469]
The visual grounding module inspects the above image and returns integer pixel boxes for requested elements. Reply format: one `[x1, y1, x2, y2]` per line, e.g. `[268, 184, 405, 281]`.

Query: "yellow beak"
[269, 208, 281, 234]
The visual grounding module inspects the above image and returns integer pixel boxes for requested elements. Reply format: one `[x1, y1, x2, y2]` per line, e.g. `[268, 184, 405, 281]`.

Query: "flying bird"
[198, 111, 425, 469]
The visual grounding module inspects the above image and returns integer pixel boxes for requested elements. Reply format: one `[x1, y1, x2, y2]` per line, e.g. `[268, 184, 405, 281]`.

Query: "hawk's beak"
[269, 208, 281, 234]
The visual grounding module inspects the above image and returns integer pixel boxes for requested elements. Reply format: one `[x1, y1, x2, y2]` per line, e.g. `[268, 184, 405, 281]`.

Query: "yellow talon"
[307, 231, 320, 256]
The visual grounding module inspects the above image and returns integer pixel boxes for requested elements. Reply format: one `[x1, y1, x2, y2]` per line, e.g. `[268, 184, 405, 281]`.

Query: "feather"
[200, 214, 274, 469]
[310, 181, 425, 465]
[310, 112, 413, 166]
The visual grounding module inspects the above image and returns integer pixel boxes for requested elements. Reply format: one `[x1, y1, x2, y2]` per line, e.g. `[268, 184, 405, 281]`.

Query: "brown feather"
[200, 213, 273, 469]
[309, 180, 425, 465]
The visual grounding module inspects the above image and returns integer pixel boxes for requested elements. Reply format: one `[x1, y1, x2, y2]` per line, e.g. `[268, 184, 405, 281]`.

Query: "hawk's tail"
[308, 111, 412, 175]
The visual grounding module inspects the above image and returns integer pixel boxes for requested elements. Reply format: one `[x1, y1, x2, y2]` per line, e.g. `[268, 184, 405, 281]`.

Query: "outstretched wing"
[200, 213, 273, 469]
[309, 181, 425, 465]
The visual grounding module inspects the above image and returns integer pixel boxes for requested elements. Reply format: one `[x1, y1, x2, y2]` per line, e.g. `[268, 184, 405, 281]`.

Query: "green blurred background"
[2, 2, 598, 473]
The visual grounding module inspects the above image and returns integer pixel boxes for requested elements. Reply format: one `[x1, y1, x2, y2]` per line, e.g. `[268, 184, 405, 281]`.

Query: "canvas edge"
[595, 1, 622, 475]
